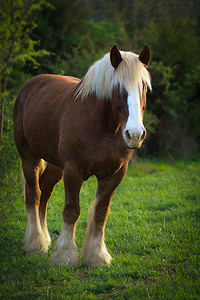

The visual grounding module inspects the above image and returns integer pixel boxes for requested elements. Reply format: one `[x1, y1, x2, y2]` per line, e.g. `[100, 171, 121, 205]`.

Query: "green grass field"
[0, 156, 200, 299]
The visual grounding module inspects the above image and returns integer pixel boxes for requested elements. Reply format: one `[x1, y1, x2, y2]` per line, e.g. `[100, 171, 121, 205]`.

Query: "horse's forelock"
[75, 50, 151, 101]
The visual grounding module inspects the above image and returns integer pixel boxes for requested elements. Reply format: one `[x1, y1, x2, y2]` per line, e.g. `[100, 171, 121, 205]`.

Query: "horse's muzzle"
[123, 127, 147, 149]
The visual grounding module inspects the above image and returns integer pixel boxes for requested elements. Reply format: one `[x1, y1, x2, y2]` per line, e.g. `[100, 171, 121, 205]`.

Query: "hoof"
[82, 239, 112, 267]
[24, 231, 49, 255]
[50, 223, 78, 266]
[50, 244, 79, 267]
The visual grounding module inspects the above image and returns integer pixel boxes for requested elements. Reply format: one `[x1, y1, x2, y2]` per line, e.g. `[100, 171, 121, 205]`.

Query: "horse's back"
[14, 74, 80, 120]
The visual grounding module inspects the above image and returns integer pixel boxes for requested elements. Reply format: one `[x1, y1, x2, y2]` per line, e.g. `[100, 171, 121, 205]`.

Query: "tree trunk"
[0, 96, 5, 144]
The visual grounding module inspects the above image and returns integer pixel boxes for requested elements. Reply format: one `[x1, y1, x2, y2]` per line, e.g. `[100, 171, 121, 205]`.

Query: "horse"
[13, 44, 151, 267]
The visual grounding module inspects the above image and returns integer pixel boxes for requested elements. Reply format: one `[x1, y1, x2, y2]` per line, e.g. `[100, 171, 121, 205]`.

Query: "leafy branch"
[0, 0, 52, 143]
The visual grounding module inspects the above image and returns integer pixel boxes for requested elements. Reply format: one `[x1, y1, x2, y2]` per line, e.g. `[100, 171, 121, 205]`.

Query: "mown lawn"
[0, 156, 200, 299]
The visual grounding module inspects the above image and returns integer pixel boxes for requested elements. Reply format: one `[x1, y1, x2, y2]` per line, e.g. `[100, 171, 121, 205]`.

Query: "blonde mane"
[75, 50, 151, 100]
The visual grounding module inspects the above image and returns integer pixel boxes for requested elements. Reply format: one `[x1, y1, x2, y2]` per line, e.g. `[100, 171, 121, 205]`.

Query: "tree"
[0, 0, 51, 143]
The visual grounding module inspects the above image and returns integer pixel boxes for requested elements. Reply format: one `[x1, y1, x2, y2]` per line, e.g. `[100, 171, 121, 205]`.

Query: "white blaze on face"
[124, 86, 144, 138]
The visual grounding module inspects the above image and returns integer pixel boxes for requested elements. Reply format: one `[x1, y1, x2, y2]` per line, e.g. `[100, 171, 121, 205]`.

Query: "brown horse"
[13, 45, 151, 267]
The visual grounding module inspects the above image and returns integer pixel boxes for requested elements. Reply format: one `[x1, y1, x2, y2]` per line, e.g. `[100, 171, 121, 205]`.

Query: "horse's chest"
[60, 128, 132, 178]
[82, 138, 131, 178]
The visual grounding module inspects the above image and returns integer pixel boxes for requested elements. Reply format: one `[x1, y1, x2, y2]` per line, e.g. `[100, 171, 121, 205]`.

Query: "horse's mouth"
[123, 130, 146, 149]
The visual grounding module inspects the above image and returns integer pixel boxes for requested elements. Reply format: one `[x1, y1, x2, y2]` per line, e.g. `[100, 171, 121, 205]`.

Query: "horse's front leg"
[50, 163, 83, 266]
[82, 165, 128, 267]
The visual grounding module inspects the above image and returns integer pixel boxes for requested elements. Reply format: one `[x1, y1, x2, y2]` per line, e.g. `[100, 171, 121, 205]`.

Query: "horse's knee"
[63, 164, 82, 225]
[63, 205, 80, 224]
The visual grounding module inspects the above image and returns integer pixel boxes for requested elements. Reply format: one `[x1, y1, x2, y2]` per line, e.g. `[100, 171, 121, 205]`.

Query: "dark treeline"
[1, 0, 200, 163]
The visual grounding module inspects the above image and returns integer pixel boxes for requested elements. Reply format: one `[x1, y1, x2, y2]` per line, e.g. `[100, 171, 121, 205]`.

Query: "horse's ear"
[110, 45, 123, 69]
[139, 45, 151, 67]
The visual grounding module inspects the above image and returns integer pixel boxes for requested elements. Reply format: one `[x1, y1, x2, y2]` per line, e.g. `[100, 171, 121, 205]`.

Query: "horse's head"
[75, 44, 151, 149]
[111, 44, 151, 149]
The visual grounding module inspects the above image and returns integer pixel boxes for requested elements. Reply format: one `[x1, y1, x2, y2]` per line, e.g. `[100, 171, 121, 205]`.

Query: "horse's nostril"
[125, 130, 132, 141]
[141, 128, 147, 142]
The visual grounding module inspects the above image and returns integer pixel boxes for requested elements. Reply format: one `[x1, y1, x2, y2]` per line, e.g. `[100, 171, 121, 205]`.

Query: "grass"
[0, 155, 200, 299]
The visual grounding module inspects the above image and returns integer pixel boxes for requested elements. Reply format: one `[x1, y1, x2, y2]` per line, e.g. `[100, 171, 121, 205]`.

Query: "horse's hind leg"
[39, 163, 63, 248]
[82, 165, 128, 267]
[50, 162, 83, 266]
[22, 158, 48, 255]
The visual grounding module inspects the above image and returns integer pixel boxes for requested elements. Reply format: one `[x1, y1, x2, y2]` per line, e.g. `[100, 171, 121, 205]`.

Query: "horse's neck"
[83, 94, 119, 134]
